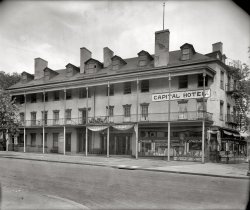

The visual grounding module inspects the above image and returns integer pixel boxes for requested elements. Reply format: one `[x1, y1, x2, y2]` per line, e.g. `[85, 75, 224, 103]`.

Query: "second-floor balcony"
[20, 111, 213, 127]
[225, 82, 238, 93]
[225, 114, 238, 124]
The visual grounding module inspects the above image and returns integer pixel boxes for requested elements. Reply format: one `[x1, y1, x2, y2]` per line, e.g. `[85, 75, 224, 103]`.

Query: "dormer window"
[65, 63, 80, 77]
[137, 50, 153, 67]
[182, 48, 190, 60]
[84, 58, 103, 74]
[111, 55, 127, 71]
[21, 71, 34, 83]
[180, 43, 196, 61]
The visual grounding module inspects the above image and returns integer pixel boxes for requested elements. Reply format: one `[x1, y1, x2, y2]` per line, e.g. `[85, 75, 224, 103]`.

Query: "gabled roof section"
[111, 55, 127, 65]
[84, 58, 103, 67]
[65, 63, 80, 71]
[180, 43, 196, 54]
[137, 50, 154, 60]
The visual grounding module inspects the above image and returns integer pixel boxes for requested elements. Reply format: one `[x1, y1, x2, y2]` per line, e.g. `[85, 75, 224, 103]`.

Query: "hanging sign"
[112, 124, 134, 131]
[152, 89, 211, 102]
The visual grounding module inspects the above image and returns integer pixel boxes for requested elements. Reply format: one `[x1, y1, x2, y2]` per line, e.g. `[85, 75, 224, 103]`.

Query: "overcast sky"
[0, 0, 249, 74]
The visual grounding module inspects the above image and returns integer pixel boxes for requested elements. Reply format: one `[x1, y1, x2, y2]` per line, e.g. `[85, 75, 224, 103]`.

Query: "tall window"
[54, 91, 60, 101]
[107, 84, 114, 96]
[79, 88, 90, 98]
[220, 101, 224, 120]
[65, 109, 71, 122]
[41, 111, 48, 125]
[141, 80, 149, 92]
[31, 112, 36, 126]
[198, 74, 208, 87]
[141, 104, 149, 119]
[197, 101, 207, 119]
[220, 71, 224, 90]
[30, 94, 37, 103]
[30, 133, 36, 147]
[19, 95, 25, 104]
[66, 90, 72, 100]
[106, 106, 114, 117]
[178, 102, 187, 119]
[179, 75, 188, 89]
[20, 112, 25, 125]
[53, 133, 59, 148]
[123, 105, 131, 117]
[124, 82, 131, 94]
[53, 110, 60, 125]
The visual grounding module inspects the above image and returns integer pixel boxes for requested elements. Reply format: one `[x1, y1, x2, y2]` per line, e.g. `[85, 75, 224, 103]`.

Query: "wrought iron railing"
[20, 111, 213, 127]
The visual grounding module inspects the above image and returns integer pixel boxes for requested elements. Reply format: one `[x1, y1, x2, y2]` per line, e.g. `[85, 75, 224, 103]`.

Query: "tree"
[0, 91, 20, 150]
[230, 64, 250, 132]
[0, 71, 21, 90]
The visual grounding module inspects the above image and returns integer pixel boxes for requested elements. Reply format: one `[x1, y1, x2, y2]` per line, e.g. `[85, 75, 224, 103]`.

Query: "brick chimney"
[154, 29, 170, 67]
[80, 47, 92, 73]
[212, 42, 223, 54]
[103, 47, 114, 68]
[34, 58, 48, 80]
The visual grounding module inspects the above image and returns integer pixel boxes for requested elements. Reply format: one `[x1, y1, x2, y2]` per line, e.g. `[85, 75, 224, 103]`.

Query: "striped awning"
[87, 125, 109, 132]
[112, 124, 134, 131]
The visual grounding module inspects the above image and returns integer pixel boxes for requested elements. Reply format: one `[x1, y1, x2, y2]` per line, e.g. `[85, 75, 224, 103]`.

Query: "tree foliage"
[230, 64, 250, 132]
[0, 71, 21, 90]
[0, 91, 20, 150]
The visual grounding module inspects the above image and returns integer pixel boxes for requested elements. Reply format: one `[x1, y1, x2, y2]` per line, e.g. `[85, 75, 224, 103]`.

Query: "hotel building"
[7, 29, 247, 163]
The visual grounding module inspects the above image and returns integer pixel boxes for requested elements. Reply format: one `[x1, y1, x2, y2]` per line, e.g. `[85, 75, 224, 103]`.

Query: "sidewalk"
[0, 151, 249, 179]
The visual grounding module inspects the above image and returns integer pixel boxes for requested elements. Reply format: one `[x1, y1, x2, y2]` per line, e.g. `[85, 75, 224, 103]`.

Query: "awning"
[223, 130, 233, 135]
[87, 125, 109, 132]
[112, 124, 134, 131]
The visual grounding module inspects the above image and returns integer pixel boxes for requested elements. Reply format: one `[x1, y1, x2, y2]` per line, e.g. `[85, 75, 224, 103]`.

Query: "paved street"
[0, 158, 249, 210]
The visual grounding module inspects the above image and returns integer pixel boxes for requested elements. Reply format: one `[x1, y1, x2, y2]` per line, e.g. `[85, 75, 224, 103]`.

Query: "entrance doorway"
[110, 134, 131, 155]
[66, 133, 71, 152]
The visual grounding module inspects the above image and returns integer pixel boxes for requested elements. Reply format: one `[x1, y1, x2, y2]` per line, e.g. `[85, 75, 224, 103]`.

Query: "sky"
[0, 0, 249, 74]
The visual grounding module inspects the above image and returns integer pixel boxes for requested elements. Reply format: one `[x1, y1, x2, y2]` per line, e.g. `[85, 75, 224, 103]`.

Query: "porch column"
[168, 73, 171, 161]
[24, 92, 26, 153]
[6, 131, 8, 152]
[107, 127, 110, 157]
[24, 128, 26, 153]
[43, 90, 45, 154]
[64, 89, 66, 155]
[202, 71, 206, 163]
[85, 86, 88, 156]
[135, 78, 139, 159]
[107, 82, 110, 158]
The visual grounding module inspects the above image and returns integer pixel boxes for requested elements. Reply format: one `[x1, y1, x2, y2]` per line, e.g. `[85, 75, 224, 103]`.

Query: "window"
[66, 90, 72, 100]
[54, 91, 59, 101]
[220, 71, 224, 89]
[42, 92, 48, 102]
[31, 112, 36, 126]
[179, 75, 188, 89]
[141, 104, 149, 119]
[220, 101, 224, 120]
[197, 101, 207, 119]
[198, 74, 208, 87]
[53, 110, 60, 125]
[123, 105, 131, 117]
[107, 84, 114, 96]
[30, 133, 36, 147]
[79, 88, 90, 98]
[178, 102, 187, 119]
[19, 95, 25, 104]
[182, 48, 190, 60]
[106, 106, 114, 117]
[138, 60, 147, 67]
[53, 133, 59, 148]
[41, 111, 48, 125]
[20, 113, 25, 124]
[124, 82, 131, 94]
[30, 94, 36, 103]
[65, 109, 71, 120]
[141, 80, 149, 92]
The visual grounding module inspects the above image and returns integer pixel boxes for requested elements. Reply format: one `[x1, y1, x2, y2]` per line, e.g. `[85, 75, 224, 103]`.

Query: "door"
[79, 110, 87, 124]
[66, 133, 71, 152]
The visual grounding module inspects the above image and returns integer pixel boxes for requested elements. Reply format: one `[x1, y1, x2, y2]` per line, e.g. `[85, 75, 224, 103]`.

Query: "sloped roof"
[8, 50, 214, 90]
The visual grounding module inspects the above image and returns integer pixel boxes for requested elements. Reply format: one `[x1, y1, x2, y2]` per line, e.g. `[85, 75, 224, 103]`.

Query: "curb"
[1, 155, 249, 180]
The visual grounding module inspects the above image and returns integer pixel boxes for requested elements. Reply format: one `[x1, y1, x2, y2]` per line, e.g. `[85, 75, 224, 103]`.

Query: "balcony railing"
[20, 111, 213, 127]
[225, 114, 238, 124]
[225, 82, 238, 93]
